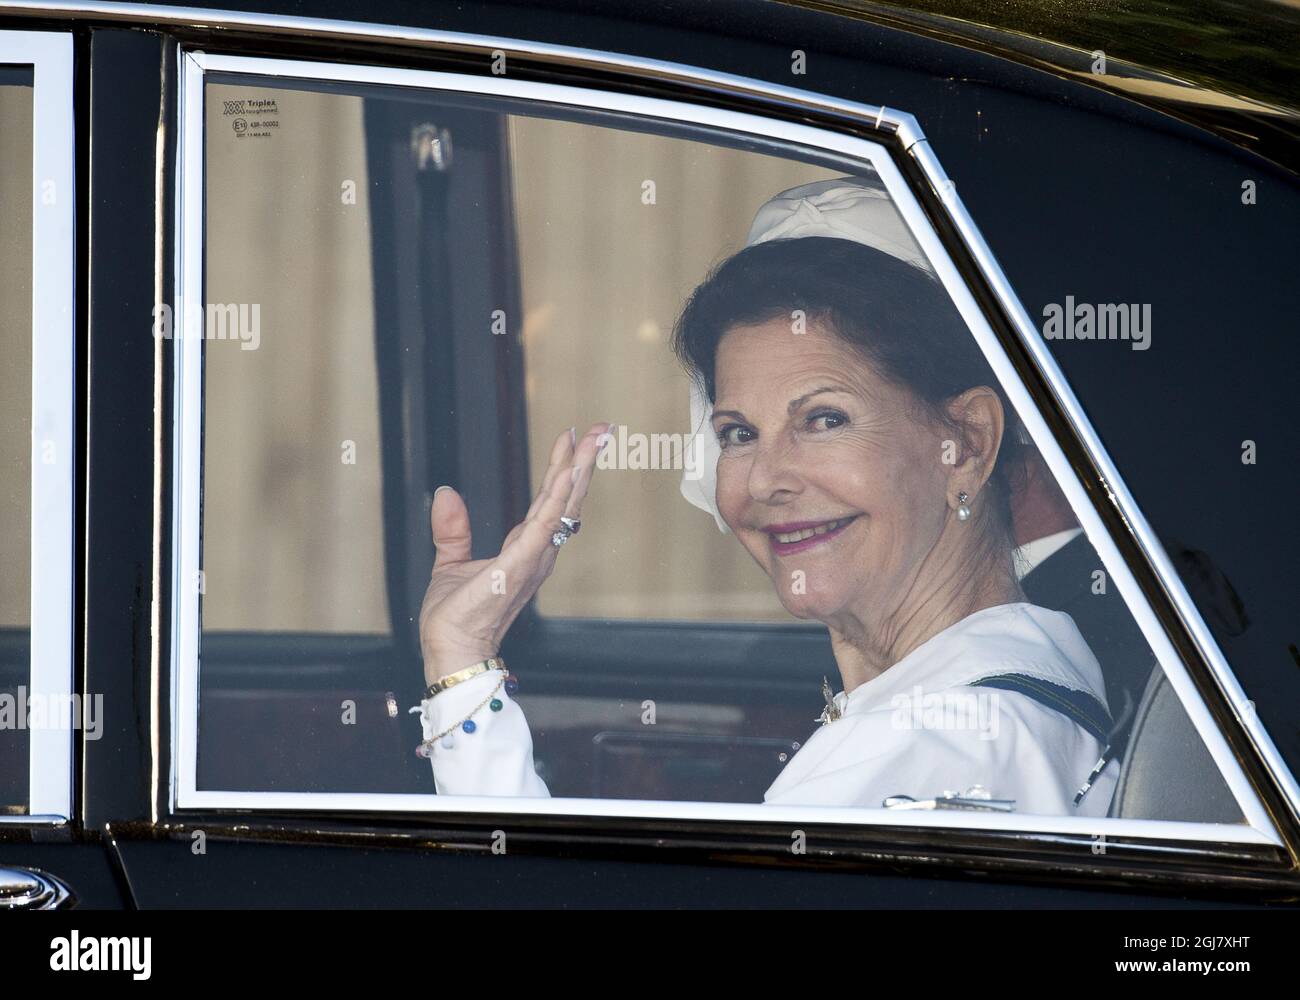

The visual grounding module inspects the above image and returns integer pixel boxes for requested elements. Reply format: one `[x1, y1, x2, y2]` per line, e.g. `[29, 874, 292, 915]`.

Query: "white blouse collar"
[835, 602, 1109, 716]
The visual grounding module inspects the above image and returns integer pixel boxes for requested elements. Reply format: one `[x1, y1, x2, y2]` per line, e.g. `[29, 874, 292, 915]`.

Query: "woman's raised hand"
[418, 422, 614, 686]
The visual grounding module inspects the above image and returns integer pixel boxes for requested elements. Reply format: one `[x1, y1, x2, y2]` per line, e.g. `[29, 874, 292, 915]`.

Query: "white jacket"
[415, 602, 1120, 817]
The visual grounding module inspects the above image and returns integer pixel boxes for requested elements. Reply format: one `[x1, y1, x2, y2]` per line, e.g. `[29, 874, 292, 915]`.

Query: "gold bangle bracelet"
[423, 656, 506, 700]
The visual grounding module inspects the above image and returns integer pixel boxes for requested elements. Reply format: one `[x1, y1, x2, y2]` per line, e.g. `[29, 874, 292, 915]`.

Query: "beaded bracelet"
[411, 669, 520, 757]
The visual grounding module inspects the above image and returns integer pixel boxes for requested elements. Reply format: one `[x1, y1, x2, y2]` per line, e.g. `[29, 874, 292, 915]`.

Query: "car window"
[202, 83, 389, 635]
[510, 114, 830, 622]
[0, 65, 34, 814]
[0, 33, 75, 823]
[173, 53, 1270, 839]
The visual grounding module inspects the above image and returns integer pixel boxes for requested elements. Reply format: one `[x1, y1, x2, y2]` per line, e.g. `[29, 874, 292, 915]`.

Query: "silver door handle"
[0, 866, 74, 909]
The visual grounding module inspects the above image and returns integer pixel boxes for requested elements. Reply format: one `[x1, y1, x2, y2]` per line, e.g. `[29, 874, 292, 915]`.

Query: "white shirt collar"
[1013, 527, 1084, 582]
[834, 601, 1109, 716]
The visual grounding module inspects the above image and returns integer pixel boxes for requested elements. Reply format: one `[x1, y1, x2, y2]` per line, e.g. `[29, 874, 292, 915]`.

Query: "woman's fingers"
[530, 422, 613, 568]
[496, 422, 611, 579]
[430, 485, 474, 570]
[501, 428, 571, 550]
[525, 426, 577, 520]
[509, 422, 595, 547]
[562, 423, 612, 523]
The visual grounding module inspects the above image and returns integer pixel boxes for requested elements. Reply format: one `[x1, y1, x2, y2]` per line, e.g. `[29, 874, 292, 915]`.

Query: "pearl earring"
[956, 491, 971, 522]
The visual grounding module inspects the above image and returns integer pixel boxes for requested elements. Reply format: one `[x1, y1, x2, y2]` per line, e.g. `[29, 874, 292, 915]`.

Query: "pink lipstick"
[764, 515, 859, 556]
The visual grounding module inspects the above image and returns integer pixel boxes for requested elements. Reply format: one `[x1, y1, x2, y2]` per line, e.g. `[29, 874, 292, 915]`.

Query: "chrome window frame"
[167, 43, 1292, 854]
[0, 30, 76, 826]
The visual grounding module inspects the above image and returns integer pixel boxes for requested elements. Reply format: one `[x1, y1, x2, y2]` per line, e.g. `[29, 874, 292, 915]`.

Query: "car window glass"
[0, 67, 33, 813]
[511, 113, 831, 622]
[203, 84, 389, 635]
[184, 65, 1252, 829]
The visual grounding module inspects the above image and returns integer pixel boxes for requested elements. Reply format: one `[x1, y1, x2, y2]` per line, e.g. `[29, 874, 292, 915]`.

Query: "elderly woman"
[414, 176, 1117, 817]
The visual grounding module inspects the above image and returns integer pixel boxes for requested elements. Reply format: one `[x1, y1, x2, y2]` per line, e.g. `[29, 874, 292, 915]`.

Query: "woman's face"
[711, 316, 954, 630]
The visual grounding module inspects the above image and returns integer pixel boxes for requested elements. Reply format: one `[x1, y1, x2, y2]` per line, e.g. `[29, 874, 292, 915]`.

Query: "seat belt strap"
[969, 672, 1113, 744]
[969, 673, 1118, 807]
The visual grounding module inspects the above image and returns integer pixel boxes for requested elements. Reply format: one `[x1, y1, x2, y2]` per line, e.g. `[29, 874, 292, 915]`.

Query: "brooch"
[815, 675, 843, 725]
